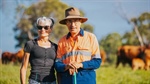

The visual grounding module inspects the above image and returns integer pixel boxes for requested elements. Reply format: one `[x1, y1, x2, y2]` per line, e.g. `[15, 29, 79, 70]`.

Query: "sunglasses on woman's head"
[37, 26, 50, 30]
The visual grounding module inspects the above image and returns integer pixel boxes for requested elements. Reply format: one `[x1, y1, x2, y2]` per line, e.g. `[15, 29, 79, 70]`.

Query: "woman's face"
[37, 20, 51, 37]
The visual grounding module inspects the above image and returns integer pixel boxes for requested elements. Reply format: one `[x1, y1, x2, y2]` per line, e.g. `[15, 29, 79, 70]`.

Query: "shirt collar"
[66, 28, 84, 39]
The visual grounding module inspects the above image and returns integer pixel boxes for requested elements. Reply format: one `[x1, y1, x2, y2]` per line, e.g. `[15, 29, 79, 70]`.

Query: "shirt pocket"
[77, 45, 90, 51]
[62, 45, 72, 54]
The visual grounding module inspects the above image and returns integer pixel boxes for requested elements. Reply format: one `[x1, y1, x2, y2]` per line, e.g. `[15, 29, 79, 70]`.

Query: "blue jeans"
[29, 79, 56, 84]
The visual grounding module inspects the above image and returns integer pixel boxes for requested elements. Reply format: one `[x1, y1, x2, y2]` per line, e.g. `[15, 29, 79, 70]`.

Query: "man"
[55, 7, 101, 84]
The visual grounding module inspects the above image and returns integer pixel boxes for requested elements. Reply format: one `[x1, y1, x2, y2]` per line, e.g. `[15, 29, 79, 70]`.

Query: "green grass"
[0, 64, 20, 84]
[96, 63, 150, 84]
[0, 63, 150, 84]
[0, 64, 30, 84]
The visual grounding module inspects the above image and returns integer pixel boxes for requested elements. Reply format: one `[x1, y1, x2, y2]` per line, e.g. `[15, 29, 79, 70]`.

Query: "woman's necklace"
[38, 39, 51, 48]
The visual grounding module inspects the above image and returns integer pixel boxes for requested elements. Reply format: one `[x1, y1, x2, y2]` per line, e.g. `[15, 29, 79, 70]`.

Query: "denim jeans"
[29, 79, 56, 84]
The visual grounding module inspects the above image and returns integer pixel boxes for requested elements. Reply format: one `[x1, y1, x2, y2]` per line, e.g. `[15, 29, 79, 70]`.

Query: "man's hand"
[71, 62, 83, 69]
[69, 68, 77, 75]
[65, 62, 83, 75]
[65, 63, 75, 71]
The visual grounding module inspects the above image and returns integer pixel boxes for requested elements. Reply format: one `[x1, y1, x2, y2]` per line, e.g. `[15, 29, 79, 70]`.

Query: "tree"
[14, 0, 93, 48]
[99, 33, 122, 64]
[137, 12, 150, 44]
[99, 33, 122, 55]
[116, 2, 147, 46]
[122, 12, 150, 45]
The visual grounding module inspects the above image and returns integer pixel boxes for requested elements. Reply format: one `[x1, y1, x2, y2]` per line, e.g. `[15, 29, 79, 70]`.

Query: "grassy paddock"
[96, 63, 150, 84]
[0, 64, 30, 84]
[0, 63, 150, 84]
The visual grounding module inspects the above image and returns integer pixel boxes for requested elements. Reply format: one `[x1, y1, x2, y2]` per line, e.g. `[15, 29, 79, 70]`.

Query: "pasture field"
[0, 63, 150, 84]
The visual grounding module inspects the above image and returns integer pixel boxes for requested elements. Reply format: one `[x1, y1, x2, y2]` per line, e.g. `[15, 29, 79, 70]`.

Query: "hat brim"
[59, 16, 88, 25]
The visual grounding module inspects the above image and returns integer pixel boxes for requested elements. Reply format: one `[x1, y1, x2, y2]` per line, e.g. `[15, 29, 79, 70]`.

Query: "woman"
[20, 16, 57, 84]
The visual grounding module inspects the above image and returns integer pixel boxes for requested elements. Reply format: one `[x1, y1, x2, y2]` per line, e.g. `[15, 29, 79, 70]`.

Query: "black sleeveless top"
[24, 39, 57, 82]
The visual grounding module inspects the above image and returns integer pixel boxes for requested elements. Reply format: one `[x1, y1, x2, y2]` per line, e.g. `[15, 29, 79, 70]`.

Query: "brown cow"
[116, 45, 145, 68]
[14, 49, 24, 63]
[1, 49, 24, 64]
[1, 52, 16, 64]
[144, 49, 150, 70]
[100, 49, 106, 65]
[132, 58, 145, 71]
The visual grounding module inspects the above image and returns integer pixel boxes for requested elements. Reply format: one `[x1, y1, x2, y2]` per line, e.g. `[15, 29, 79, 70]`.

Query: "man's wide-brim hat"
[59, 7, 88, 25]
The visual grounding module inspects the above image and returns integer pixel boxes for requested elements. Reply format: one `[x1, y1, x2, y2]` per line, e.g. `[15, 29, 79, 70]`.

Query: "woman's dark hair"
[49, 17, 54, 28]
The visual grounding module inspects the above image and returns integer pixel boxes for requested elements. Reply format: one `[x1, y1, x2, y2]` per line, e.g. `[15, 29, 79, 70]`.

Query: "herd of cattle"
[1, 45, 150, 71]
[1, 49, 107, 65]
[116, 45, 150, 70]
[1, 49, 24, 64]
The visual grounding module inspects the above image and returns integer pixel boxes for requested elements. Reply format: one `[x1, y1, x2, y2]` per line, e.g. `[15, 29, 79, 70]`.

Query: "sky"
[0, 0, 150, 53]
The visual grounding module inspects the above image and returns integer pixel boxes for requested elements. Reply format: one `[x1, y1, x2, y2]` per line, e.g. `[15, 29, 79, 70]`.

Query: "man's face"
[66, 18, 81, 35]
